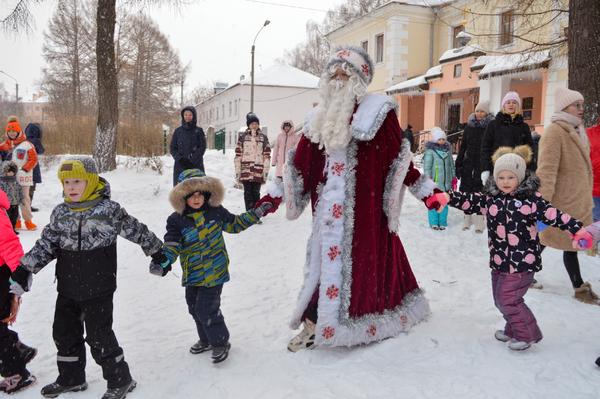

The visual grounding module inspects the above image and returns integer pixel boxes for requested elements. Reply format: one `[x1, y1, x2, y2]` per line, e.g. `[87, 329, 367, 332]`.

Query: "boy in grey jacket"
[0, 161, 22, 231]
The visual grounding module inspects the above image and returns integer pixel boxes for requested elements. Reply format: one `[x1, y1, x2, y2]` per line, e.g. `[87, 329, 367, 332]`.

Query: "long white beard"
[310, 74, 365, 153]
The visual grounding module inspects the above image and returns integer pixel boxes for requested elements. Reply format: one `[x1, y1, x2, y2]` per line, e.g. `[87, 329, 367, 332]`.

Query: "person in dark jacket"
[447, 145, 591, 351]
[404, 124, 417, 153]
[10, 156, 166, 399]
[480, 92, 534, 186]
[152, 169, 273, 364]
[455, 102, 493, 232]
[170, 106, 207, 186]
[24, 123, 44, 211]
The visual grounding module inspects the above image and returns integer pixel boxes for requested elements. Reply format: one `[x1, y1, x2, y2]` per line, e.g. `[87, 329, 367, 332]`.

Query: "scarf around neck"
[551, 111, 590, 153]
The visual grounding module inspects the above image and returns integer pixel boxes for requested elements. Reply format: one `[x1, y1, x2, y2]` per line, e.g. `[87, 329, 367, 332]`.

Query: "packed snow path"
[11, 151, 600, 398]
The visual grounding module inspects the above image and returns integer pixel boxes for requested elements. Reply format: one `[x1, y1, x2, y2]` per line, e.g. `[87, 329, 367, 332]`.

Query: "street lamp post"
[250, 20, 270, 113]
[0, 70, 19, 111]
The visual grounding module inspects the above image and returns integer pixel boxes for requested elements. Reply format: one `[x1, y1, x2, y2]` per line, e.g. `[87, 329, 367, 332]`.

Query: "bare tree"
[568, 0, 600, 125]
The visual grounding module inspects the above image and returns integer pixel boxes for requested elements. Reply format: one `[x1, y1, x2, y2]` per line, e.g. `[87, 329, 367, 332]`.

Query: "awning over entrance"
[474, 50, 551, 79]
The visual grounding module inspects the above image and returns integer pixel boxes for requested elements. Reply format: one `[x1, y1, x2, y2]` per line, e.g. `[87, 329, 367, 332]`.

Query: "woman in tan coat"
[537, 87, 595, 304]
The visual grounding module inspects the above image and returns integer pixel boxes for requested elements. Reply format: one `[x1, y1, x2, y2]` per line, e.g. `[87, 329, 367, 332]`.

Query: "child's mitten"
[9, 266, 32, 296]
[254, 202, 273, 218]
[254, 194, 281, 216]
[425, 192, 449, 212]
[149, 251, 171, 277]
[573, 228, 594, 250]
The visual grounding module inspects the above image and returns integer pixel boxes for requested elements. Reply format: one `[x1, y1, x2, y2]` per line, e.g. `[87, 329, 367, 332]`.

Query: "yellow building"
[327, 0, 569, 136]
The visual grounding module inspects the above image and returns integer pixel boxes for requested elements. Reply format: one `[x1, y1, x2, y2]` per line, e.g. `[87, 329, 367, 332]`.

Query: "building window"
[216, 107, 219, 120]
[361, 40, 368, 53]
[234, 99, 238, 116]
[375, 34, 384, 63]
[453, 64, 462, 78]
[229, 101, 232, 116]
[222, 104, 225, 119]
[500, 10, 514, 46]
[452, 25, 465, 48]
[522, 97, 534, 120]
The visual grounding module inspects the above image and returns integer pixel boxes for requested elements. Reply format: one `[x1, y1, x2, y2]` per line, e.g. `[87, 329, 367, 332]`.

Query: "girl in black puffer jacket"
[480, 92, 534, 185]
[448, 146, 591, 351]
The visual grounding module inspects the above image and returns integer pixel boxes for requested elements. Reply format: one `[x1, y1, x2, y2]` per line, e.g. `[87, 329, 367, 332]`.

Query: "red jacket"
[588, 125, 600, 197]
[0, 190, 23, 271]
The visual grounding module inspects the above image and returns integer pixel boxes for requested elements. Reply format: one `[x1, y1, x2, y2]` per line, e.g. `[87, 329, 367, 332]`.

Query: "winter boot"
[190, 340, 212, 354]
[16, 341, 37, 364]
[287, 319, 316, 352]
[41, 381, 88, 398]
[14, 219, 21, 230]
[0, 372, 36, 394]
[31, 207, 39, 212]
[596, 356, 600, 368]
[25, 220, 37, 231]
[101, 380, 137, 399]
[530, 278, 543, 290]
[462, 214, 471, 231]
[508, 339, 531, 351]
[574, 282, 600, 305]
[494, 330, 511, 342]
[211, 342, 231, 364]
[473, 214, 485, 233]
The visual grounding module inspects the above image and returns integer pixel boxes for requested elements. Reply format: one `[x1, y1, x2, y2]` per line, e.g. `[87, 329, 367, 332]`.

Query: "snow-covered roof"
[425, 65, 443, 79]
[477, 51, 551, 79]
[239, 64, 319, 89]
[470, 55, 494, 70]
[385, 75, 428, 94]
[439, 45, 484, 63]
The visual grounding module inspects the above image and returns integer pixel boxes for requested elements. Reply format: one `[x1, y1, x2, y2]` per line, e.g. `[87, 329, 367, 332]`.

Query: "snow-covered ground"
[10, 150, 600, 399]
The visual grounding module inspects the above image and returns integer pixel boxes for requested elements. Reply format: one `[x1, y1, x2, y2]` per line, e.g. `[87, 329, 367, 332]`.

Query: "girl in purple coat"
[446, 145, 591, 351]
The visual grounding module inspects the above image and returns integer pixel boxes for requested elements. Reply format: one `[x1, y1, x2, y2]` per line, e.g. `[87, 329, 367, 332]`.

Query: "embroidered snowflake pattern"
[332, 204, 343, 219]
[327, 245, 341, 261]
[337, 49, 351, 58]
[326, 285, 339, 300]
[366, 325, 377, 337]
[322, 326, 335, 339]
[361, 63, 370, 76]
[331, 162, 345, 176]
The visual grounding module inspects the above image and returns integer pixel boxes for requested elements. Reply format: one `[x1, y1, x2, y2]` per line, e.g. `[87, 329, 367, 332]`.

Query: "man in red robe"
[260, 46, 447, 350]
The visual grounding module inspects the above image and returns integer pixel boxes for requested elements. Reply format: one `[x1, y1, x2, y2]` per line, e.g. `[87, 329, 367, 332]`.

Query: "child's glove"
[9, 266, 32, 297]
[149, 251, 171, 277]
[425, 192, 449, 212]
[254, 194, 282, 217]
[254, 202, 273, 218]
[451, 177, 458, 191]
[481, 171, 490, 186]
[572, 228, 594, 250]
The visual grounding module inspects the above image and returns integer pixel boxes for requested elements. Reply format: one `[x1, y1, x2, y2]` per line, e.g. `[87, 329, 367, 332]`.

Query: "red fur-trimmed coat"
[283, 94, 437, 347]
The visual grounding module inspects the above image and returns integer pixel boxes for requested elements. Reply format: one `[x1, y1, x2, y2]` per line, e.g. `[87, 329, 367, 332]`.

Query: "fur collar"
[169, 176, 225, 214]
[484, 171, 540, 198]
[467, 113, 494, 129]
[425, 141, 451, 152]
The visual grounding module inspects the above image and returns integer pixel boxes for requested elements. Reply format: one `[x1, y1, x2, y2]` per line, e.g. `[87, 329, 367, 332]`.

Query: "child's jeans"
[0, 323, 27, 377]
[428, 205, 449, 227]
[185, 285, 230, 347]
[491, 270, 542, 343]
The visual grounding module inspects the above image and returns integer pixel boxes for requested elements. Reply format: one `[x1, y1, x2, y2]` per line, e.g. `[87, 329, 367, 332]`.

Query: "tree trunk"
[94, 0, 118, 171]
[568, 0, 600, 126]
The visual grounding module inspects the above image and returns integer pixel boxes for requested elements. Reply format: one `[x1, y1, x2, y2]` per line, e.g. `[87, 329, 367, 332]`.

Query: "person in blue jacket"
[24, 123, 44, 212]
[170, 106, 206, 186]
[423, 127, 455, 230]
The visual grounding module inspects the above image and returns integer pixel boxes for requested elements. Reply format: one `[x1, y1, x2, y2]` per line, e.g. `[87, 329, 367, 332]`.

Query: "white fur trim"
[409, 175, 437, 200]
[351, 94, 398, 141]
[283, 148, 310, 220]
[383, 138, 413, 233]
[265, 180, 284, 198]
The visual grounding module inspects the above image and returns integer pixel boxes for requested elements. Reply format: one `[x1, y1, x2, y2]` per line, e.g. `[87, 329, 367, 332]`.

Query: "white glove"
[481, 171, 490, 186]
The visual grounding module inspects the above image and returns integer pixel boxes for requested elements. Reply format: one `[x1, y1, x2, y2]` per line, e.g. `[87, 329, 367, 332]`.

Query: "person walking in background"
[24, 123, 44, 212]
[170, 106, 206, 186]
[0, 162, 22, 233]
[537, 87, 596, 304]
[455, 101, 493, 233]
[271, 120, 299, 182]
[404, 124, 417, 153]
[234, 112, 271, 215]
[0, 116, 37, 231]
[423, 127, 455, 230]
[480, 91, 534, 186]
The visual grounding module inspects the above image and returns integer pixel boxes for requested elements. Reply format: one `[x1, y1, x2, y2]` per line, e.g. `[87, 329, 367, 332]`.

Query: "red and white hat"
[326, 46, 374, 85]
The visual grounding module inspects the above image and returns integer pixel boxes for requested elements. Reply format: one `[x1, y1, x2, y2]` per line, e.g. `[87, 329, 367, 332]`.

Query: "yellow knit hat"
[57, 157, 100, 202]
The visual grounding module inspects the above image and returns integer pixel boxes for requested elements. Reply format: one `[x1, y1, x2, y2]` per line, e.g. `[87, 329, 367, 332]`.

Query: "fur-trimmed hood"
[484, 171, 540, 198]
[169, 175, 225, 214]
[467, 113, 494, 129]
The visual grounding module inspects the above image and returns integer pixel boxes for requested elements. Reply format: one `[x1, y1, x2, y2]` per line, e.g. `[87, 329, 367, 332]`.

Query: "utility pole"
[250, 20, 270, 113]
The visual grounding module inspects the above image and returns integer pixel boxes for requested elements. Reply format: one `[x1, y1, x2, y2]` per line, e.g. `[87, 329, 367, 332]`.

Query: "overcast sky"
[0, 0, 343, 101]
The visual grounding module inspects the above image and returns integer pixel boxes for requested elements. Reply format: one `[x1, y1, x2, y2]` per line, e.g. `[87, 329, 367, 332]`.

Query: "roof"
[476, 51, 551, 79]
[425, 65, 442, 79]
[385, 75, 428, 94]
[439, 45, 485, 63]
[238, 64, 319, 89]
